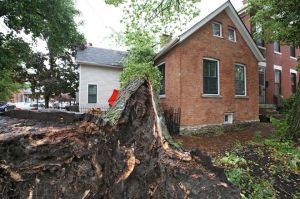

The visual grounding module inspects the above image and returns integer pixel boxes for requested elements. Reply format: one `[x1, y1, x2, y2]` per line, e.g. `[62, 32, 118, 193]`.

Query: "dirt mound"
[0, 80, 240, 198]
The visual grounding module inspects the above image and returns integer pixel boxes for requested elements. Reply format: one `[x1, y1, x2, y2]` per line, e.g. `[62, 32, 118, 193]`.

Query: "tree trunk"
[0, 79, 240, 198]
[44, 94, 50, 108]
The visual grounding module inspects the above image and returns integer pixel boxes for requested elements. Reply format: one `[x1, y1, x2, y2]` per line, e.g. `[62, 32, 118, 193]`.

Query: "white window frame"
[157, 62, 166, 98]
[212, 22, 222, 38]
[228, 27, 236, 42]
[290, 69, 297, 93]
[290, 45, 297, 59]
[202, 58, 220, 96]
[235, 64, 247, 97]
[273, 41, 281, 55]
[87, 83, 98, 104]
[224, 113, 234, 124]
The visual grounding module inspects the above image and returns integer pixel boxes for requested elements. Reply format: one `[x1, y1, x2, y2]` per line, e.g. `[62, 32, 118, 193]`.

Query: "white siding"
[79, 64, 122, 111]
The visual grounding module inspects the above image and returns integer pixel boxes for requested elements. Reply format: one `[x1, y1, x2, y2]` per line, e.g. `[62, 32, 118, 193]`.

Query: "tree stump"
[0, 79, 240, 198]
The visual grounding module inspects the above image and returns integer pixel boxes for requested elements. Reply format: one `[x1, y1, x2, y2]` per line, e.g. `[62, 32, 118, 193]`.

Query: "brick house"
[239, 1, 299, 105]
[154, 1, 265, 128]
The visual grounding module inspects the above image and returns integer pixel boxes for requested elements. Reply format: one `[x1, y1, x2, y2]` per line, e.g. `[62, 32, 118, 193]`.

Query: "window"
[224, 113, 234, 124]
[256, 39, 265, 47]
[228, 28, 236, 42]
[88, 84, 97, 103]
[274, 69, 281, 96]
[235, 64, 246, 96]
[203, 59, 219, 95]
[212, 22, 222, 37]
[158, 63, 165, 95]
[290, 44, 296, 58]
[273, 41, 281, 53]
[291, 73, 297, 94]
[255, 24, 265, 47]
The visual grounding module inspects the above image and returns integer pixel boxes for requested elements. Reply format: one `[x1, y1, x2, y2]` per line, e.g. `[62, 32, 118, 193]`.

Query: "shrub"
[270, 117, 289, 139]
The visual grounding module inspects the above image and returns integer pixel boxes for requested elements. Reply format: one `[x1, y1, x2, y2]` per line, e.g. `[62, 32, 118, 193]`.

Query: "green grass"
[214, 137, 300, 198]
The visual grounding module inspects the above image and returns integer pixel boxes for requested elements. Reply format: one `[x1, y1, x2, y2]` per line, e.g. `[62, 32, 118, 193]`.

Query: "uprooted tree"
[0, 79, 240, 198]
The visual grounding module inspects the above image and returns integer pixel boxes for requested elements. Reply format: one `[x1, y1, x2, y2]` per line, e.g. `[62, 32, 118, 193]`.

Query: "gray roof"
[76, 47, 126, 67]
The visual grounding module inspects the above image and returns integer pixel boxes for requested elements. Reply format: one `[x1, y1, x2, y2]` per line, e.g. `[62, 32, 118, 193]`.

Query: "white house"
[76, 47, 126, 111]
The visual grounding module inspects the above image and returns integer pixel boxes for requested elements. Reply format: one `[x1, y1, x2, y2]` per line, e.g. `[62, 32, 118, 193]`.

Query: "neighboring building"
[154, 1, 265, 128]
[76, 47, 126, 111]
[239, 1, 299, 105]
[11, 89, 33, 103]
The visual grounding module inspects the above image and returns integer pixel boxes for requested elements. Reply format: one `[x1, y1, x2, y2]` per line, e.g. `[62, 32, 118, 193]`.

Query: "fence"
[78, 105, 109, 113]
[163, 107, 181, 135]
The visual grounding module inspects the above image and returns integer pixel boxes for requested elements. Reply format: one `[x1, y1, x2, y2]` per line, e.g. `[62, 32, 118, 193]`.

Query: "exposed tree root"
[0, 80, 240, 198]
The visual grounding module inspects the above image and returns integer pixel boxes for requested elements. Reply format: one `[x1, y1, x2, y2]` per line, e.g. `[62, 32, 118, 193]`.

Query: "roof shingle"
[76, 47, 126, 67]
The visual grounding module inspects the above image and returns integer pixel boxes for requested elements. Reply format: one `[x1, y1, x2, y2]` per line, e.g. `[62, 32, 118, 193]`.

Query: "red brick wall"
[157, 11, 259, 127]
[240, 12, 300, 104]
[264, 44, 299, 104]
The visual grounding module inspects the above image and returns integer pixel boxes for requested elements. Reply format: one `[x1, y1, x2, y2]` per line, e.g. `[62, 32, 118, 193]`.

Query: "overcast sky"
[0, 0, 245, 52]
[75, 0, 244, 50]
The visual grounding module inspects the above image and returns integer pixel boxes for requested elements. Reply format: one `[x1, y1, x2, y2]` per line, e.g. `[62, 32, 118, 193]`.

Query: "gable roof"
[76, 47, 126, 68]
[155, 1, 265, 62]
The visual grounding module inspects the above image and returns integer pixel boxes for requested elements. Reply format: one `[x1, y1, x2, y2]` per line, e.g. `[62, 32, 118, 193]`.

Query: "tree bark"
[44, 93, 50, 108]
[0, 80, 240, 198]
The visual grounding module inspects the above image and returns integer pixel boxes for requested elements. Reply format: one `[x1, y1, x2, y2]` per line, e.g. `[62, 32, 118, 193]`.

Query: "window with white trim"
[291, 72, 297, 94]
[235, 64, 246, 96]
[158, 63, 165, 95]
[88, 84, 97, 103]
[212, 22, 222, 37]
[274, 69, 281, 96]
[224, 113, 234, 124]
[273, 41, 281, 53]
[290, 44, 296, 58]
[255, 24, 265, 47]
[228, 28, 236, 42]
[203, 59, 219, 95]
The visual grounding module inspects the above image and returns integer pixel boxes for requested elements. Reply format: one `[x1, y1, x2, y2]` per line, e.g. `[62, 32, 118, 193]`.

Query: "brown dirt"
[0, 80, 240, 199]
[174, 123, 275, 156]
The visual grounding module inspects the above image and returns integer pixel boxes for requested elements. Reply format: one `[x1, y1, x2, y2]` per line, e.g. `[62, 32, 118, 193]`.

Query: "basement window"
[224, 113, 234, 124]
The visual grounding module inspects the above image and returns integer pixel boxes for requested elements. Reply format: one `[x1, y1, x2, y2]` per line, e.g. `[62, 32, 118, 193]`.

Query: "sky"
[0, 0, 245, 52]
[74, 0, 244, 50]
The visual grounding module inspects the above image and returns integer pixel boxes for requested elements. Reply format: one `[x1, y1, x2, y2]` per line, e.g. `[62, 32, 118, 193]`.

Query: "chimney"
[242, 0, 248, 5]
[160, 34, 172, 48]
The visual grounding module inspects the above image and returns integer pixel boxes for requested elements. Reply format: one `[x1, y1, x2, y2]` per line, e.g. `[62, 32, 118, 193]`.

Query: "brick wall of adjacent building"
[240, 8, 299, 105]
[264, 44, 299, 104]
[157, 11, 259, 127]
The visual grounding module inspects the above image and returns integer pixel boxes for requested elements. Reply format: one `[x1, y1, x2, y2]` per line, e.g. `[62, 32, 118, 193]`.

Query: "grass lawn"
[213, 136, 300, 199]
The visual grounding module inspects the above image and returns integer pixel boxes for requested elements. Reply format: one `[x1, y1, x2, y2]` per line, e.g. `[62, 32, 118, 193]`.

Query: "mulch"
[173, 123, 275, 156]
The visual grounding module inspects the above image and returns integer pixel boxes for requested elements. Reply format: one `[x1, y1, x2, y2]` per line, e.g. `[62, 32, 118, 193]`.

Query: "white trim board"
[274, 65, 282, 71]
[258, 62, 266, 67]
[155, 1, 265, 62]
[290, 69, 297, 74]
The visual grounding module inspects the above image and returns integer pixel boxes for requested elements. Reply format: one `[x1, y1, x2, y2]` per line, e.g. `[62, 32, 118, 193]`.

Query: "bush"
[270, 117, 289, 139]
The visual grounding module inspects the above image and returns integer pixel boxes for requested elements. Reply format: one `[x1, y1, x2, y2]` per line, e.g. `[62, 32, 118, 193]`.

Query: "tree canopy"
[0, 0, 85, 102]
[249, 0, 300, 47]
[106, 0, 200, 92]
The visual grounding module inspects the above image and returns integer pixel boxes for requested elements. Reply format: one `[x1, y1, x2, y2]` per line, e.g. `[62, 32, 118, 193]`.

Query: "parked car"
[14, 102, 34, 110]
[0, 102, 16, 112]
[30, 103, 45, 110]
